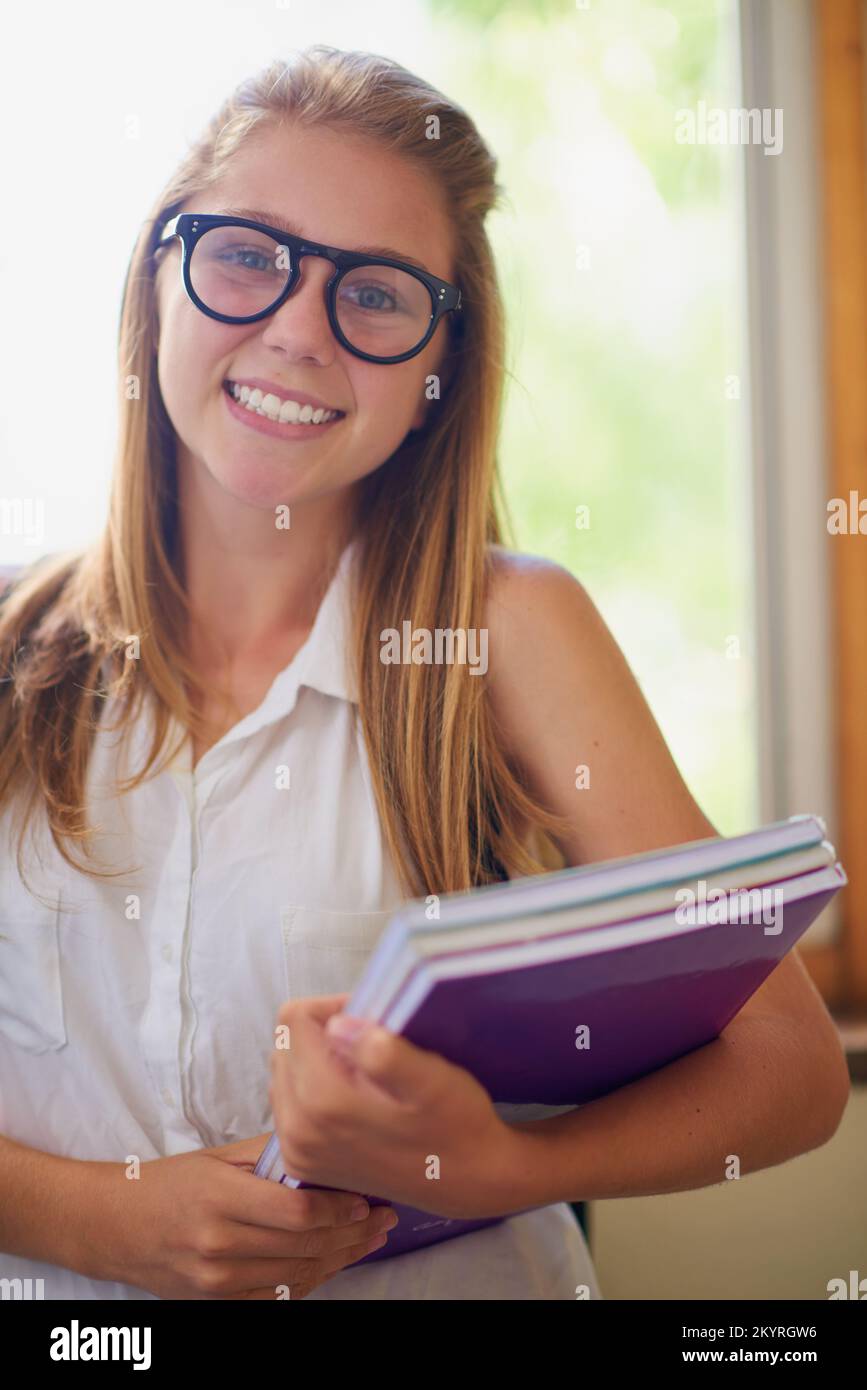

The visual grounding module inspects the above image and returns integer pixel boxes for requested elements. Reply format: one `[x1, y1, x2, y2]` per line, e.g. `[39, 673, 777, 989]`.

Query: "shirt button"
[161, 944, 172, 963]
[161, 1087, 173, 1106]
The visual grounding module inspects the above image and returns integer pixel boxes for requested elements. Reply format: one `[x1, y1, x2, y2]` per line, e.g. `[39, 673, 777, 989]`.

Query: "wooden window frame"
[812, 0, 867, 1014]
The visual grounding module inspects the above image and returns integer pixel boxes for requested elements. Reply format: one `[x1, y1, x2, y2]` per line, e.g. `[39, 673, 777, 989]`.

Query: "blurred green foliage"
[427, 0, 757, 832]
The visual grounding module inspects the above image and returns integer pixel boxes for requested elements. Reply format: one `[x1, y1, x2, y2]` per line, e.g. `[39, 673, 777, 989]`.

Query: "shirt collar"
[283, 533, 361, 707]
[216, 533, 362, 750]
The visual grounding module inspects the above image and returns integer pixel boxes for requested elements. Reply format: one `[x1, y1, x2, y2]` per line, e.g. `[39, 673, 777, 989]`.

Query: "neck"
[175, 452, 360, 671]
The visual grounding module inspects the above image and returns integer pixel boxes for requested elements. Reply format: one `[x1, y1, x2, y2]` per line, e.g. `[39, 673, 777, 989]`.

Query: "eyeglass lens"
[189, 224, 435, 357]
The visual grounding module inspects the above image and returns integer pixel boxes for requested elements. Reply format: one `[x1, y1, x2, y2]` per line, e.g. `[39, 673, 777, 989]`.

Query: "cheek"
[156, 341, 199, 448]
[156, 309, 238, 427]
[355, 362, 428, 430]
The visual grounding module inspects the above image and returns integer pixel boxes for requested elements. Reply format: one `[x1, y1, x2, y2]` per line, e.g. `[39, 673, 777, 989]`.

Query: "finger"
[271, 995, 353, 1083]
[276, 993, 351, 1033]
[222, 1205, 397, 1260]
[320, 1230, 391, 1275]
[275, 1006, 413, 1130]
[276, 1001, 362, 1111]
[281, 996, 354, 1058]
[270, 996, 357, 1095]
[332, 1022, 455, 1106]
[223, 1169, 375, 1232]
[231, 1233, 389, 1299]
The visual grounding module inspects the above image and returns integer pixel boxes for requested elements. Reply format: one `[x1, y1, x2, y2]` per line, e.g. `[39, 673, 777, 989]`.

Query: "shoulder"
[481, 545, 717, 863]
[483, 544, 611, 687]
[484, 543, 591, 615]
[481, 545, 629, 748]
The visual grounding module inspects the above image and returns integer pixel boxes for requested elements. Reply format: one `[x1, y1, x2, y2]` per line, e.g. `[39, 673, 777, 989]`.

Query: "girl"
[0, 47, 848, 1302]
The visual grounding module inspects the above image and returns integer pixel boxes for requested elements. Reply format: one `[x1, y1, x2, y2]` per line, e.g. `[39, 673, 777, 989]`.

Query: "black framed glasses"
[154, 212, 463, 365]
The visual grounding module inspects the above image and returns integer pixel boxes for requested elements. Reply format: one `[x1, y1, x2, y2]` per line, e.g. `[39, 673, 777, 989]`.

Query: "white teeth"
[229, 382, 339, 425]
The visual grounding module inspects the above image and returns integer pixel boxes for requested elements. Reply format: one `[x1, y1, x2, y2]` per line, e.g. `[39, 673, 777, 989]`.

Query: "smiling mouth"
[223, 380, 345, 426]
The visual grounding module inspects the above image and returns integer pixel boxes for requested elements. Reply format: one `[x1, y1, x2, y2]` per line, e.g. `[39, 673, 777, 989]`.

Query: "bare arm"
[0, 1130, 397, 1298]
[501, 1003, 849, 1207]
[0, 1134, 106, 1276]
[482, 554, 850, 1204]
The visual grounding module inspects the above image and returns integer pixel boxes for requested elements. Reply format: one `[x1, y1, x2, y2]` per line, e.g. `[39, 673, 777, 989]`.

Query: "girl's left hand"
[268, 994, 524, 1220]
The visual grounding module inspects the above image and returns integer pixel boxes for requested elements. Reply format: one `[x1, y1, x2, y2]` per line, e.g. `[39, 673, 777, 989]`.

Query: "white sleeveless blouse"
[0, 537, 601, 1300]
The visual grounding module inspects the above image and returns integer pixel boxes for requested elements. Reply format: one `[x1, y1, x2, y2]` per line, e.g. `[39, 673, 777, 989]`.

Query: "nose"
[259, 252, 339, 359]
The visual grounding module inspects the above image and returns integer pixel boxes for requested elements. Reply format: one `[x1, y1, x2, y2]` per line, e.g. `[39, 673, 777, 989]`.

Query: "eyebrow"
[218, 206, 432, 273]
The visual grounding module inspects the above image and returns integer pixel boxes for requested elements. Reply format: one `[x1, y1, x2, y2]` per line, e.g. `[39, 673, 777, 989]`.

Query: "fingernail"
[328, 1015, 369, 1043]
[351, 1200, 369, 1221]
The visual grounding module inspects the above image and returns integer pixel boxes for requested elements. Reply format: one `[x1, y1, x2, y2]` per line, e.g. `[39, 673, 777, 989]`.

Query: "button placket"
[175, 764, 231, 1149]
[136, 789, 200, 1149]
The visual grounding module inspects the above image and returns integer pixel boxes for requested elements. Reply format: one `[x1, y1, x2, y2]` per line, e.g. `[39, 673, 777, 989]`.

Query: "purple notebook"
[254, 817, 845, 1264]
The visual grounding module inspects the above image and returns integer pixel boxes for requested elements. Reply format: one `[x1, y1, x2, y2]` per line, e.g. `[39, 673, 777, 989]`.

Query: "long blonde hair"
[0, 46, 573, 899]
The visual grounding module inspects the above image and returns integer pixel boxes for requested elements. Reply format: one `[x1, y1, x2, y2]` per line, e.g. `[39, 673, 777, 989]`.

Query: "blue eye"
[340, 282, 400, 313]
[219, 247, 277, 274]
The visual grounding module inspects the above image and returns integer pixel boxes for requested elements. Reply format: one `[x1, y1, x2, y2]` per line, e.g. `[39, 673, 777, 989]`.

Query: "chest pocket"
[0, 891, 67, 1053]
[279, 905, 395, 1002]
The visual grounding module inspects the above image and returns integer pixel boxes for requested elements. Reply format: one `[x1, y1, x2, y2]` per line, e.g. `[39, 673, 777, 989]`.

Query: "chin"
[209, 455, 314, 512]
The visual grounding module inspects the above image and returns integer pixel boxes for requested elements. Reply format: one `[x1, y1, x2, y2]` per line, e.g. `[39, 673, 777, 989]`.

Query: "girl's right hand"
[85, 1133, 398, 1299]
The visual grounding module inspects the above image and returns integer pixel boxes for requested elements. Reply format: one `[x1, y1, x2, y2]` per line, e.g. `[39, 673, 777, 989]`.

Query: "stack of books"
[254, 814, 845, 1263]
